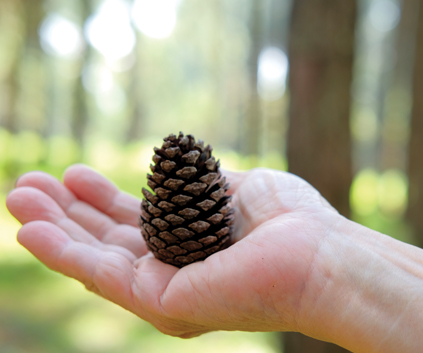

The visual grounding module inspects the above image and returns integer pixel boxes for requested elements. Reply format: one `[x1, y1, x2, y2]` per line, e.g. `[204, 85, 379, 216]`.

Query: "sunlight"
[378, 169, 408, 216]
[39, 14, 84, 59]
[85, 0, 135, 60]
[350, 169, 379, 216]
[368, 0, 400, 32]
[131, 0, 180, 39]
[257, 47, 289, 101]
[350, 168, 408, 217]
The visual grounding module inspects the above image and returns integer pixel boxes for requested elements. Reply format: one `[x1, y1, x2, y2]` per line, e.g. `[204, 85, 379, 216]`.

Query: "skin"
[6, 164, 423, 352]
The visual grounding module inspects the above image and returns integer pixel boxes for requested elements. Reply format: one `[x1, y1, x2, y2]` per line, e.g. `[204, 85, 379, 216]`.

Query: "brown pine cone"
[139, 132, 234, 267]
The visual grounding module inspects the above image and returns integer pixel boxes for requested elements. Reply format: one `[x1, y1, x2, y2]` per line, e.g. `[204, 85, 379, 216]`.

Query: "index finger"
[63, 164, 141, 227]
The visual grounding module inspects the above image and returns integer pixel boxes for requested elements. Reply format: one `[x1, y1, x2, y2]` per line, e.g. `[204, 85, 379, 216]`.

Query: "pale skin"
[6, 164, 423, 352]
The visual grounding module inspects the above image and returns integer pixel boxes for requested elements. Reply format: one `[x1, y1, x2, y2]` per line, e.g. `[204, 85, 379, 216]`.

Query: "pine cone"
[139, 132, 234, 268]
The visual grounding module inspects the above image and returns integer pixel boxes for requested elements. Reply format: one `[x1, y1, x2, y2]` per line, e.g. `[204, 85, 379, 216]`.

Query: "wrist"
[297, 215, 423, 352]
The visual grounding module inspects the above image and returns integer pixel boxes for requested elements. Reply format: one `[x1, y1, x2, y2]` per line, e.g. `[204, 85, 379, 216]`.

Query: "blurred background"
[1, 0, 423, 352]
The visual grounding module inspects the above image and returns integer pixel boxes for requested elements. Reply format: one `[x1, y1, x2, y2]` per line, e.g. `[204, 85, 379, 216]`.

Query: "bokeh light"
[378, 169, 408, 217]
[257, 47, 288, 101]
[131, 0, 180, 39]
[350, 169, 379, 216]
[350, 168, 408, 218]
[85, 0, 136, 60]
[39, 14, 84, 59]
[368, 0, 400, 32]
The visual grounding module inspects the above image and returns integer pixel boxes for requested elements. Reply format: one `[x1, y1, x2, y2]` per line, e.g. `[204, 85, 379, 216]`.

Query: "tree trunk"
[287, 0, 356, 218]
[23, 0, 46, 133]
[125, 26, 144, 143]
[379, 0, 419, 172]
[0, 0, 24, 133]
[70, 0, 94, 150]
[242, 0, 263, 157]
[407, 1, 423, 246]
[285, 0, 356, 351]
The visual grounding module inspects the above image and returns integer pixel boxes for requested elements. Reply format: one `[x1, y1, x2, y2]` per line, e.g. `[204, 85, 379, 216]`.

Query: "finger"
[220, 169, 253, 241]
[220, 169, 246, 196]
[17, 221, 138, 311]
[7, 186, 68, 226]
[224, 168, 308, 240]
[16, 171, 116, 234]
[16, 171, 77, 212]
[64, 164, 140, 227]
[101, 224, 147, 258]
[7, 187, 137, 260]
[132, 255, 179, 312]
[16, 171, 117, 236]
[131, 256, 210, 334]
[16, 171, 147, 256]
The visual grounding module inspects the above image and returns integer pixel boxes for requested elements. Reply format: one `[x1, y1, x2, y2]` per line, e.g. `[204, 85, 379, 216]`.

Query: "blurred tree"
[71, 0, 93, 150]
[407, 1, 423, 246]
[285, 0, 356, 352]
[0, 0, 45, 179]
[0, 0, 25, 183]
[259, 0, 291, 160]
[0, 0, 24, 133]
[379, 0, 419, 172]
[126, 34, 144, 142]
[22, 0, 46, 133]
[242, 0, 263, 157]
[287, 0, 355, 218]
[391, 0, 419, 112]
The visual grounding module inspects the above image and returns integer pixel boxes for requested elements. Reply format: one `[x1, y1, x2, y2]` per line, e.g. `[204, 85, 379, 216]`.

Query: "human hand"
[6, 164, 343, 339]
[8, 164, 423, 352]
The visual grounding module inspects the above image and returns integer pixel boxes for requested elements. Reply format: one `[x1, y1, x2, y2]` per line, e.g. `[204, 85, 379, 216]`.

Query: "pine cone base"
[139, 132, 234, 268]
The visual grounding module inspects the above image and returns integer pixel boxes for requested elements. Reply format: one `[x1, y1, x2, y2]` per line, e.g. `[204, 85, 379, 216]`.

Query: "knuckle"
[153, 322, 187, 337]
[83, 279, 101, 296]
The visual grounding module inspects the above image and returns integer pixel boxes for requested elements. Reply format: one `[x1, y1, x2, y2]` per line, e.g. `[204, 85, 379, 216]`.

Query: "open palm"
[6, 164, 339, 338]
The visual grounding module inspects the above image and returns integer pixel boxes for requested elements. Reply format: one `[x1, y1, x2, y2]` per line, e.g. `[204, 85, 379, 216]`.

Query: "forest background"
[1, 0, 422, 352]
